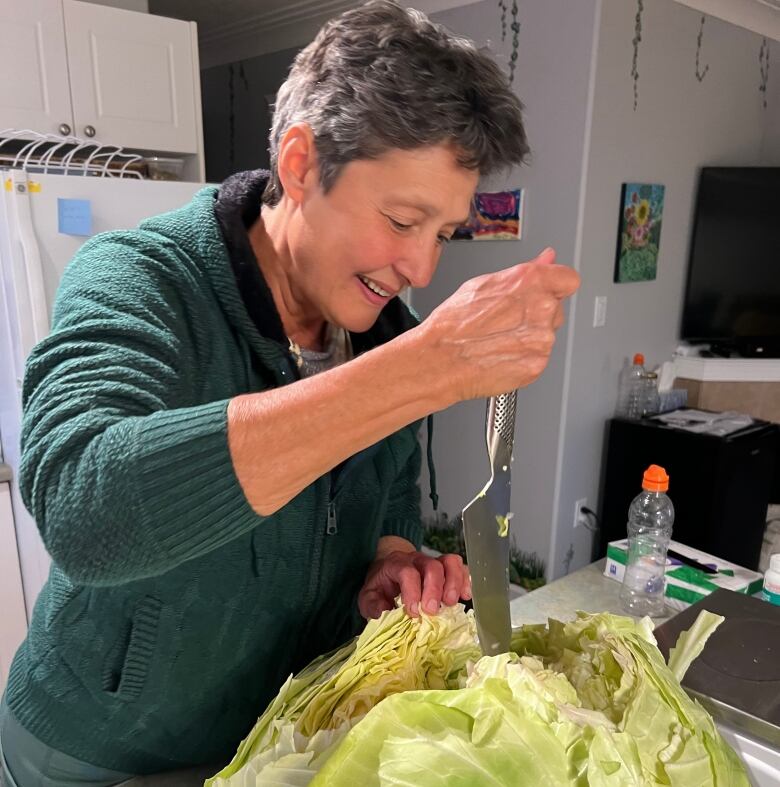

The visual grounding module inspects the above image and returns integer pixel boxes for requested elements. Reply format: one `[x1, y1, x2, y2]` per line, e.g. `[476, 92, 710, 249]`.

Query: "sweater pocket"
[102, 595, 162, 702]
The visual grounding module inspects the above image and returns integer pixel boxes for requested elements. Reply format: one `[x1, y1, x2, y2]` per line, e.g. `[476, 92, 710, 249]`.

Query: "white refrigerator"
[0, 169, 205, 691]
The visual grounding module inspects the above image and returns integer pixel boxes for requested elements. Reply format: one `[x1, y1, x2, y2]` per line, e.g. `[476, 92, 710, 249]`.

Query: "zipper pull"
[326, 500, 338, 535]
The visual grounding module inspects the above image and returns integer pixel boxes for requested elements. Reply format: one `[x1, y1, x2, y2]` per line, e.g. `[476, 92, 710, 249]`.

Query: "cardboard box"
[604, 539, 764, 611]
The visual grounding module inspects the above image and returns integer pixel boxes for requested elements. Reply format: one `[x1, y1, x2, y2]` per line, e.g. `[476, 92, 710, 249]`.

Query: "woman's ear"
[276, 123, 319, 204]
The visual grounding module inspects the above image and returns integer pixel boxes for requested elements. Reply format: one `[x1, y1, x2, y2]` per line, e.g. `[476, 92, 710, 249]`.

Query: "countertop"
[510, 558, 673, 628]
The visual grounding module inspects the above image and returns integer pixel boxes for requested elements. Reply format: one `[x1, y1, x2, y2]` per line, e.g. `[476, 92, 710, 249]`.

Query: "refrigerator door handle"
[8, 171, 49, 360]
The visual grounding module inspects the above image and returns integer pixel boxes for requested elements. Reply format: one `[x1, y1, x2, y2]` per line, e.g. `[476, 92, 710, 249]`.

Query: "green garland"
[631, 0, 644, 111]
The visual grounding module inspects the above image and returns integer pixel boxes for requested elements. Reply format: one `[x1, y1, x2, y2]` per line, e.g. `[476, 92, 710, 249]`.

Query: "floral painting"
[614, 183, 665, 282]
[453, 189, 523, 241]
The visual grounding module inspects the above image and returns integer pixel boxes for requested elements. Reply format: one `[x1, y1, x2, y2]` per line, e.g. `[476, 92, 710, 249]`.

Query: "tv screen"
[681, 167, 780, 355]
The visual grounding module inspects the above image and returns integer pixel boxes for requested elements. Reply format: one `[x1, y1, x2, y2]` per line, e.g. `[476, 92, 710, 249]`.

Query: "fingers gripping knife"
[462, 392, 517, 655]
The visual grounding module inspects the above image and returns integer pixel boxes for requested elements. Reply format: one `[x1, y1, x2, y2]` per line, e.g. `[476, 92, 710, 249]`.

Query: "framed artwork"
[453, 188, 524, 241]
[614, 183, 665, 283]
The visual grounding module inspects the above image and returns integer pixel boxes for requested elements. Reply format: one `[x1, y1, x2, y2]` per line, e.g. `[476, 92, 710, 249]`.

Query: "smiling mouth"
[357, 274, 394, 298]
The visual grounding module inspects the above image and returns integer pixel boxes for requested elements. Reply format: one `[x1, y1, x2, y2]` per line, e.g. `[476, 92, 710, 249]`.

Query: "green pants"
[0, 697, 216, 786]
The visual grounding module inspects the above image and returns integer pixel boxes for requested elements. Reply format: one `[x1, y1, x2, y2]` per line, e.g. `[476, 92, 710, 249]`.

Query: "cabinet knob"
[84, 125, 96, 138]
[58, 123, 71, 136]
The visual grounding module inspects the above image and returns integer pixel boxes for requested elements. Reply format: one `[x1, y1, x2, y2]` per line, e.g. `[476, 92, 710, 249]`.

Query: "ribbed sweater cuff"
[131, 399, 261, 563]
[381, 518, 423, 550]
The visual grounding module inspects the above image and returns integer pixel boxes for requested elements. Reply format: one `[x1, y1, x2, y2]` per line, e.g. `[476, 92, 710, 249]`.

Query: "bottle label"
[764, 577, 780, 606]
[763, 588, 780, 606]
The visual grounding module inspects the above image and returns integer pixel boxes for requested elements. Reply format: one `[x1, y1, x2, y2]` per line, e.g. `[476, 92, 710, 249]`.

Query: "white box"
[604, 539, 764, 611]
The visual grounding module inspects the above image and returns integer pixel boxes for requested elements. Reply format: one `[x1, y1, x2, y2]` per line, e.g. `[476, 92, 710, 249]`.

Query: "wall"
[200, 46, 300, 183]
[195, 0, 778, 581]
[412, 0, 600, 569]
[551, 0, 780, 578]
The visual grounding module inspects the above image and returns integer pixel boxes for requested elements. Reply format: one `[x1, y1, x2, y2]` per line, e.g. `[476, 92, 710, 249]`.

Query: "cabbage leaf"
[206, 606, 748, 787]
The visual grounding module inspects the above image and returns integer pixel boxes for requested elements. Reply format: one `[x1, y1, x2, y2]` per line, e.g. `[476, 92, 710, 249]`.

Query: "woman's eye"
[437, 234, 452, 246]
[388, 217, 412, 231]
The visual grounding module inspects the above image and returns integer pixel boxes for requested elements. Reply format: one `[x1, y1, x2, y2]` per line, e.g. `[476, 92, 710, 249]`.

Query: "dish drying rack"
[0, 129, 145, 179]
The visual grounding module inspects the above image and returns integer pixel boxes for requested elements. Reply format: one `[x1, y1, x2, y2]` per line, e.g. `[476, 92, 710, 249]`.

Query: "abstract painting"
[614, 182, 665, 283]
[453, 189, 524, 241]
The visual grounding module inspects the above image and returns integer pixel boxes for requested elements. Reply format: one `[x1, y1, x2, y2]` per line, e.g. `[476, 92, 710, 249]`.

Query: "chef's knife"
[462, 391, 517, 656]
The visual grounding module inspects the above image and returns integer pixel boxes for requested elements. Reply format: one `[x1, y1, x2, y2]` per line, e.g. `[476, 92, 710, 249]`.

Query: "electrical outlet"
[593, 296, 607, 327]
[573, 497, 589, 530]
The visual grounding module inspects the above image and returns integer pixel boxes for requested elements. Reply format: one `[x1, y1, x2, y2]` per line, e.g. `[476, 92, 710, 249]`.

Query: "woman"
[0, 1, 579, 784]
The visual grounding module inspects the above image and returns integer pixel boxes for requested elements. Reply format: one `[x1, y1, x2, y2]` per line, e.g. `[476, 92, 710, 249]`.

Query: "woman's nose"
[395, 241, 441, 290]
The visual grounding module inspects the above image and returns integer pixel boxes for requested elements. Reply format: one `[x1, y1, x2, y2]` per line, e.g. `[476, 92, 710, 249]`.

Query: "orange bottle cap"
[642, 464, 669, 492]
[633, 353, 645, 365]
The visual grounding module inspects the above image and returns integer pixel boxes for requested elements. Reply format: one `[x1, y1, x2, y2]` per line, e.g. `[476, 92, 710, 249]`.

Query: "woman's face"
[286, 143, 479, 333]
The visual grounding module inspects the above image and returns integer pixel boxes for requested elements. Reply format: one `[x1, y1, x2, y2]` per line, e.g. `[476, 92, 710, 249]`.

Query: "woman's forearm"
[227, 326, 448, 515]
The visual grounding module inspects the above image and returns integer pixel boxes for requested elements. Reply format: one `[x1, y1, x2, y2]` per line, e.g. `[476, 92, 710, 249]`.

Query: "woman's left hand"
[358, 539, 471, 620]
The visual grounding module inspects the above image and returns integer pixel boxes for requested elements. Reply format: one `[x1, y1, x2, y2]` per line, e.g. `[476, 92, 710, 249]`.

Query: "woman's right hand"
[414, 247, 580, 404]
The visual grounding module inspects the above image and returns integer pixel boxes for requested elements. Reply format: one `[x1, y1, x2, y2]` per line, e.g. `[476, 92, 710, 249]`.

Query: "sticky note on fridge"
[58, 198, 92, 236]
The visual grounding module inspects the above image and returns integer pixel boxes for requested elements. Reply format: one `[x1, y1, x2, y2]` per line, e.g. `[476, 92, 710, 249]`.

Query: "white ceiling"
[148, 0, 483, 68]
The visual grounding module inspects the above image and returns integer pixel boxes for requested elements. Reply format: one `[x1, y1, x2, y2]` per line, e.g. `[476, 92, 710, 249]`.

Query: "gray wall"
[552, 0, 780, 577]
[200, 47, 300, 183]
[413, 0, 601, 569]
[195, 0, 778, 580]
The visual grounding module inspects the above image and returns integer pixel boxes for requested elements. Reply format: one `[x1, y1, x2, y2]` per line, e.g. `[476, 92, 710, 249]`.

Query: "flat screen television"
[681, 166, 780, 357]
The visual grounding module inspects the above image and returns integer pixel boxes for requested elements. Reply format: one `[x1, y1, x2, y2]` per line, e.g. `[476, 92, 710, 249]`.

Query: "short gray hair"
[264, 0, 530, 206]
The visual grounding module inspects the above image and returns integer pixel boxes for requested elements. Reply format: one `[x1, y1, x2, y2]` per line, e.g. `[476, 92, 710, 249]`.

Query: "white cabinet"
[63, 0, 199, 153]
[0, 0, 74, 137]
[0, 0, 202, 158]
[0, 478, 28, 695]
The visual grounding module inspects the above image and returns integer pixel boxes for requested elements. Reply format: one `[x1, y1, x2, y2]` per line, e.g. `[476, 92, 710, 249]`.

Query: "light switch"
[593, 296, 607, 327]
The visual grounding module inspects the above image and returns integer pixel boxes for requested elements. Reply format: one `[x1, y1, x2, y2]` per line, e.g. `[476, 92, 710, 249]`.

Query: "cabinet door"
[0, 0, 74, 137]
[63, 0, 198, 153]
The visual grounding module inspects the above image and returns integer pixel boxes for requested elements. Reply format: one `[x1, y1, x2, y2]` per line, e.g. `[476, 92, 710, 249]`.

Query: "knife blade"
[462, 391, 517, 656]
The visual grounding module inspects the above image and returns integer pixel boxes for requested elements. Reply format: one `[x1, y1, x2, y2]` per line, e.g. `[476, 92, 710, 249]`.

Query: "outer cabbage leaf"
[205, 603, 480, 786]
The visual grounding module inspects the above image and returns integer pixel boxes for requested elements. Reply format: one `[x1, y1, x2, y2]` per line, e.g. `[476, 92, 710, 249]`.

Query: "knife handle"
[486, 391, 517, 462]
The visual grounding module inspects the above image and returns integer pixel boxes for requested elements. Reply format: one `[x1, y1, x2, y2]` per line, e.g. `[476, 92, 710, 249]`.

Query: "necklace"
[287, 337, 304, 369]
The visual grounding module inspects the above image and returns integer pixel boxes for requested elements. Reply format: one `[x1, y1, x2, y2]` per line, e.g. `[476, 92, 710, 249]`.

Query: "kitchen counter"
[510, 558, 673, 628]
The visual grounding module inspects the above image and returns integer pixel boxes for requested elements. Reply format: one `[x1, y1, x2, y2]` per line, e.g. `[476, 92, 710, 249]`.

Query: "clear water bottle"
[615, 353, 646, 418]
[620, 465, 675, 617]
[641, 371, 660, 417]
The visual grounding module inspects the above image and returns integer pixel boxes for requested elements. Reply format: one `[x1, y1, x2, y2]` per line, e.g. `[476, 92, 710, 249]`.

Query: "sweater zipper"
[326, 496, 338, 535]
[326, 473, 342, 535]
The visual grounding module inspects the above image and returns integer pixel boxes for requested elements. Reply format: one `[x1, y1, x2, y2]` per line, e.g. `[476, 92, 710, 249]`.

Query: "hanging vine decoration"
[759, 38, 770, 109]
[631, 0, 644, 111]
[228, 61, 251, 170]
[508, 0, 520, 84]
[238, 62, 250, 92]
[498, 0, 507, 41]
[695, 15, 709, 82]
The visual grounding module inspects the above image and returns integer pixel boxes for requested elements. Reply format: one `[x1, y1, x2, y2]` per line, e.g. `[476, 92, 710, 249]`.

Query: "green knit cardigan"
[5, 184, 424, 772]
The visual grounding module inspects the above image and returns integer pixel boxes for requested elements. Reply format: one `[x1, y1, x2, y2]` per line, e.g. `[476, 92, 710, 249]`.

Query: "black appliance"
[598, 415, 778, 571]
[681, 167, 780, 358]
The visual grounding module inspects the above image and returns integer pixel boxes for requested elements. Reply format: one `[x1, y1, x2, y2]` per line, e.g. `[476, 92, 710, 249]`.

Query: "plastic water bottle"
[641, 371, 661, 417]
[620, 465, 675, 617]
[615, 353, 646, 418]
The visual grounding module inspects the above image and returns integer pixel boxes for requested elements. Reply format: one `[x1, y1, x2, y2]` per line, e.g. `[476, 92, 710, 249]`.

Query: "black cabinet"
[598, 415, 778, 570]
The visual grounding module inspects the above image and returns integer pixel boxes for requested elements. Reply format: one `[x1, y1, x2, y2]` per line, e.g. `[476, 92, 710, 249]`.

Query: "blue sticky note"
[58, 198, 92, 236]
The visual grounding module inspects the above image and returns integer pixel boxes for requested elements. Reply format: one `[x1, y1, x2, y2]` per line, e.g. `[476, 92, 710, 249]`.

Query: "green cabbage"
[206, 606, 748, 787]
[205, 603, 480, 786]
